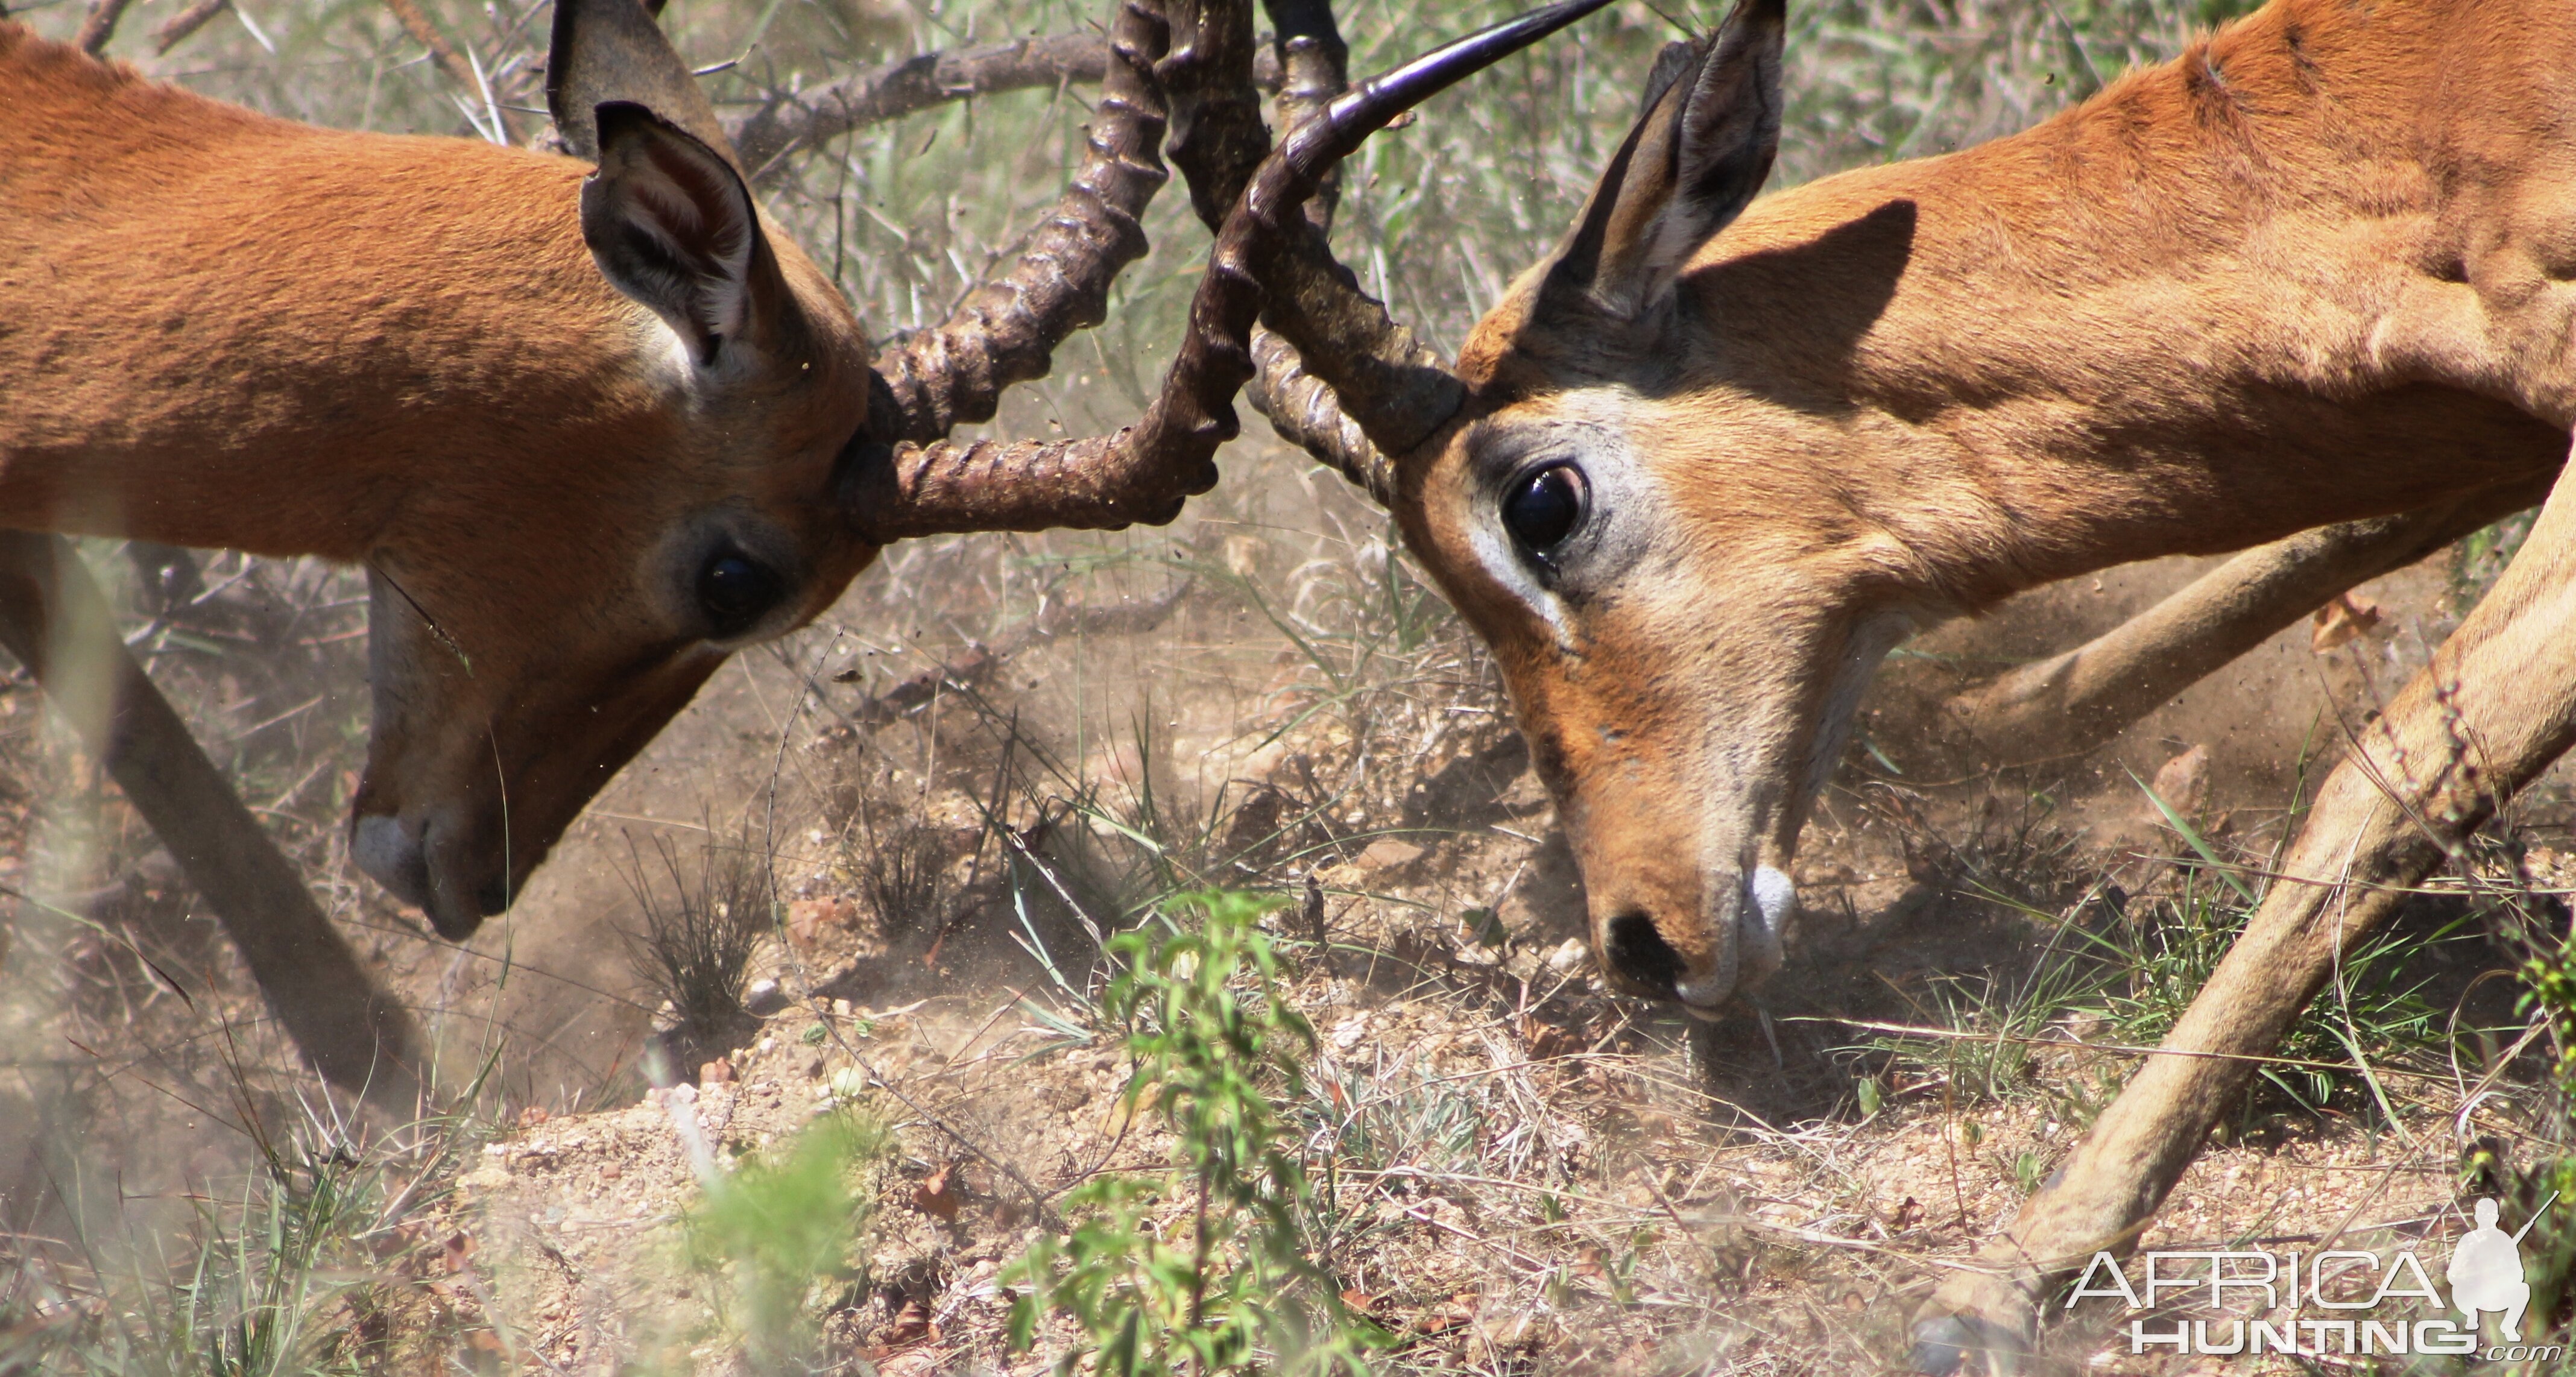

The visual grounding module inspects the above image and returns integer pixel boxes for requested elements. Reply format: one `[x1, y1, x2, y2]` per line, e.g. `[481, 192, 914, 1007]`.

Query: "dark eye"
[1503, 463, 1588, 561]
[697, 550, 783, 638]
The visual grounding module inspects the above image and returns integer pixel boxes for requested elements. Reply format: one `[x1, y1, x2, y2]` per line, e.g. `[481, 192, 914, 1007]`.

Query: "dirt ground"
[1, 441, 2565, 1373]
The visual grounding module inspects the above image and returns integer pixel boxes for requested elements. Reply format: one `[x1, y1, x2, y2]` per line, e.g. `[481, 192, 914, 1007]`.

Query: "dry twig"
[153, 0, 233, 55]
[730, 36, 1285, 178]
[74, 0, 134, 55]
[380, 0, 479, 93]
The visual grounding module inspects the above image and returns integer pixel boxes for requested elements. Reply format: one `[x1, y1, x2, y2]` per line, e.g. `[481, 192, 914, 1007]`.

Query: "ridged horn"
[1242, 1, 1626, 472]
[867, 0, 1174, 446]
[847, 0, 1617, 539]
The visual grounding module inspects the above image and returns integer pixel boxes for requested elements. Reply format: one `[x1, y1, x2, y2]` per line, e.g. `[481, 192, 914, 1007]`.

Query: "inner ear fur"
[580, 101, 800, 367]
[1538, 0, 1785, 320]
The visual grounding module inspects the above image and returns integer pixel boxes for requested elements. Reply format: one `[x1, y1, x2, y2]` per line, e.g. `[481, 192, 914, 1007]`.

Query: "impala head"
[345, 0, 1614, 939]
[1244, 0, 1933, 1013]
[349, 1, 880, 939]
[1421, 0, 1905, 1013]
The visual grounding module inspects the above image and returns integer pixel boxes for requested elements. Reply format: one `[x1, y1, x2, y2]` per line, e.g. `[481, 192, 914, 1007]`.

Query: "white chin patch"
[1741, 866, 1796, 975]
[1669, 867, 1799, 1012]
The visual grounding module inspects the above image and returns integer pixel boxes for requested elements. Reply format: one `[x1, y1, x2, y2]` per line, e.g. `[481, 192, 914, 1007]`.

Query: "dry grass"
[4, 0, 2568, 1372]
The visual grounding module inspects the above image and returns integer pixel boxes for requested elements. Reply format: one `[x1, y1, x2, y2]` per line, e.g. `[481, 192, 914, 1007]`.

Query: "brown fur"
[0, 25, 879, 936]
[1387, 0, 2576, 1355]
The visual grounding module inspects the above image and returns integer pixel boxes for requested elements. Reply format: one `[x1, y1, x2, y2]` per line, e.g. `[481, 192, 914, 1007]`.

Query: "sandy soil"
[2, 453, 2563, 1374]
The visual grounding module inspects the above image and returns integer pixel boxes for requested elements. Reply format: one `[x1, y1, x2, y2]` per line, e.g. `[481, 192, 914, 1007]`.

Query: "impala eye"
[1503, 463, 1588, 561]
[697, 550, 783, 638]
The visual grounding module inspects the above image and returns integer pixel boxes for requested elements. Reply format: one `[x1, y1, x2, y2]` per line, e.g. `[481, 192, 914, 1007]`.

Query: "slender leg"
[0, 532, 426, 1116]
[1912, 455, 2576, 1371]
[1945, 478, 2549, 766]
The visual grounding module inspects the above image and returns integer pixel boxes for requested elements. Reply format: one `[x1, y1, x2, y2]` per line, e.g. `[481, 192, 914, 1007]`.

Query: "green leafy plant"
[680, 1109, 887, 1373]
[1005, 891, 1384, 1376]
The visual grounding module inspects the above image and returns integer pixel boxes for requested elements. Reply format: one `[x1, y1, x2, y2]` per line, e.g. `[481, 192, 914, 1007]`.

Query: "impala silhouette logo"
[2066, 1195, 2561, 1361]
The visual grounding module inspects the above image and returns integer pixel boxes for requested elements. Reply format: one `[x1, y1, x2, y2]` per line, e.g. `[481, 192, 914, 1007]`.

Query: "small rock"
[1545, 937, 1590, 974]
[2310, 590, 2384, 652]
[699, 1060, 733, 1086]
[744, 979, 788, 1016]
[2148, 743, 2212, 821]
[1223, 533, 1267, 580]
[1358, 838, 1426, 872]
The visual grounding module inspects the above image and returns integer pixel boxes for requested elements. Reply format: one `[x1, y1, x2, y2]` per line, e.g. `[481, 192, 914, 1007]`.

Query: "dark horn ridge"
[1237, 0, 1621, 461]
[850, 0, 1614, 540]
[869, 0, 1173, 447]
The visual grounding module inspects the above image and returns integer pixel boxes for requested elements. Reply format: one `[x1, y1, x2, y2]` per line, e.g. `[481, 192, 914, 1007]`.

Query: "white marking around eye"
[1463, 402, 1645, 648]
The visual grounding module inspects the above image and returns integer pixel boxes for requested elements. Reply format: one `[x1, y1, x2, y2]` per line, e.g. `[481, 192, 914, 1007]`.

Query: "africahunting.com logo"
[2067, 1194, 2561, 1361]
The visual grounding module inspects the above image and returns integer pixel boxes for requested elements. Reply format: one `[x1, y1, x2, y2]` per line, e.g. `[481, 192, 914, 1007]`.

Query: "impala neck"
[0, 51, 669, 560]
[1695, 0, 2571, 613]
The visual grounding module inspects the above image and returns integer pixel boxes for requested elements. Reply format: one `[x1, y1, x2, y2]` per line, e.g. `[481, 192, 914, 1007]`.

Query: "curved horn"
[848, 0, 1615, 540]
[868, 0, 1174, 446]
[1250, 326, 1393, 503]
[1236, 0, 1379, 496]
[1239, 3, 1645, 468]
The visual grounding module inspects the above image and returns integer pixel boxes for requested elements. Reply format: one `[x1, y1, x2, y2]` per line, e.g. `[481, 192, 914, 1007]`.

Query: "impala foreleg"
[0, 534, 427, 1115]
[1946, 478, 2549, 767]
[1913, 456, 2576, 1373]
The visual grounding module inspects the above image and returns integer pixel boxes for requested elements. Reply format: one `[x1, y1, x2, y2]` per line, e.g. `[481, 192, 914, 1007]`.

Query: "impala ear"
[1544, 0, 1784, 315]
[581, 102, 797, 367]
[548, 0, 741, 170]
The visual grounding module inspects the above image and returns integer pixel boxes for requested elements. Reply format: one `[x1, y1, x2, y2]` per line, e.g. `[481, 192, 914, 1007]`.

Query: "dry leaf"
[913, 1165, 961, 1221]
[877, 1349, 947, 1377]
[2310, 591, 2384, 652]
[788, 895, 859, 950]
[885, 1297, 938, 1346]
[1521, 1014, 1582, 1061]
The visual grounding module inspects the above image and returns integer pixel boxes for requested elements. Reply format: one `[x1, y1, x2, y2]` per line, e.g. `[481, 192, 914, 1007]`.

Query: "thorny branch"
[74, 0, 133, 55]
[730, 33, 1287, 180]
[380, 0, 481, 96]
[151, 0, 232, 55]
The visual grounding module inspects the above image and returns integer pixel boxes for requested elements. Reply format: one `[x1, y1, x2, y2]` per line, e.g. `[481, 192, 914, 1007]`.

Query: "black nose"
[1605, 912, 1683, 997]
[429, 903, 486, 942]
